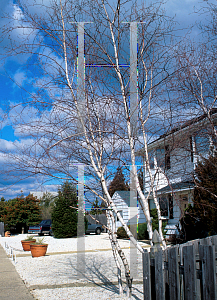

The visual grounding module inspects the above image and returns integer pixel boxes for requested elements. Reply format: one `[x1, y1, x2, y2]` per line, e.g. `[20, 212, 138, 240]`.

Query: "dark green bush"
[2, 195, 41, 233]
[138, 222, 148, 240]
[181, 155, 217, 241]
[116, 209, 167, 240]
[117, 223, 148, 240]
[117, 226, 128, 239]
[150, 208, 167, 236]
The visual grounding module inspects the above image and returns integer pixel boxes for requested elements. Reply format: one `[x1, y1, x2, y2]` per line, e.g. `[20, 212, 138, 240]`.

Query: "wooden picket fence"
[142, 235, 217, 300]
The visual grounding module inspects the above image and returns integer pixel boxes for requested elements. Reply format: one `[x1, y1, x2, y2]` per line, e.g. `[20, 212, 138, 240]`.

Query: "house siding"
[112, 191, 147, 229]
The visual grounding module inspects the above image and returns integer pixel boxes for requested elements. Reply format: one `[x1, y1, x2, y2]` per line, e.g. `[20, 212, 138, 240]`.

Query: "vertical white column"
[130, 22, 138, 138]
[75, 21, 86, 277]
[130, 165, 138, 279]
[129, 21, 139, 278]
[77, 164, 85, 278]
[77, 22, 85, 133]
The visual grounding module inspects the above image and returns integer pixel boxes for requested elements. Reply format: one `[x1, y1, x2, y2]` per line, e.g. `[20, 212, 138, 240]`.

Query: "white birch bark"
[102, 1, 154, 242]
[106, 210, 123, 295]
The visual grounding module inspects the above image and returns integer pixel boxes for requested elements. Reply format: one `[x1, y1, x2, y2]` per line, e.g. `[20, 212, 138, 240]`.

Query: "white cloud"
[13, 70, 28, 87]
[0, 139, 18, 151]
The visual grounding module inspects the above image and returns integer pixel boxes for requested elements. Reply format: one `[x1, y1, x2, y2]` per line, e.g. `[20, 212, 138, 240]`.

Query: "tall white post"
[130, 22, 138, 138]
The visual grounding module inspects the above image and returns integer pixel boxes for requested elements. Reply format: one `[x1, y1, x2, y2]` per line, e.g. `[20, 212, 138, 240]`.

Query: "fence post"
[178, 244, 184, 300]
[210, 235, 217, 252]
[143, 249, 151, 300]
[155, 248, 165, 300]
[200, 237, 212, 246]
[150, 230, 165, 300]
[168, 246, 180, 300]
[183, 244, 197, 300]
[163, 248, 170, 299]
[199, 245, 217, 300]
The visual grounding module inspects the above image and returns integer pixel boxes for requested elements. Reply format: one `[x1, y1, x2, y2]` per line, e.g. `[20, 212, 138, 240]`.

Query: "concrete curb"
[0, 244, 35, 300]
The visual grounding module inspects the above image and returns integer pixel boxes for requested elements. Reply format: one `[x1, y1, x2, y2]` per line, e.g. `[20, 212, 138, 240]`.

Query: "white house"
[113, 110, 217, 237]
[138, 110, 217, 235]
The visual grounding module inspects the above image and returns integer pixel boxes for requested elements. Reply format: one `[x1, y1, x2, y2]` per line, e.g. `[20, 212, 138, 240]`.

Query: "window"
[148, 146, 170, 170]
[165, 145, 170, 170]
[156, 146, 170, 170]
[169, 196, 173, 219]
[159, 197, 168, 217]
[148, 150, 155, 169]
[195, 130, 210, 154]
[156, 148, 165, 168]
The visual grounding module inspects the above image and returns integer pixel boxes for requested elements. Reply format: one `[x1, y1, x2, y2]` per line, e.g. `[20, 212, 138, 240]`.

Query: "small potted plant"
[30, 238, 48, 257]
[5, 231, 11, 237]
[21, 236, 36, 251]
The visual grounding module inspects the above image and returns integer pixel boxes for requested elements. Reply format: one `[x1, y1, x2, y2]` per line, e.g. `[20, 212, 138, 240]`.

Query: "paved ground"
[0, 234, 149, 299]
[0, 244, 35, 300]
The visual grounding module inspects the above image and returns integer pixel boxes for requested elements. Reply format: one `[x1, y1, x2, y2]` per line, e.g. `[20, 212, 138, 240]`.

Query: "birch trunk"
[106, 210, 123, 295]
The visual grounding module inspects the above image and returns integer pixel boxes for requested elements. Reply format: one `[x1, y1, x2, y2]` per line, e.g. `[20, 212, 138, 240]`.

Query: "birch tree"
[0, 0, 177, 293]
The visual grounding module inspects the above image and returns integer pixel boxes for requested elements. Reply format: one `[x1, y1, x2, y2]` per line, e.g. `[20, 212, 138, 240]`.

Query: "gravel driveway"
[0, 233, 150, 299]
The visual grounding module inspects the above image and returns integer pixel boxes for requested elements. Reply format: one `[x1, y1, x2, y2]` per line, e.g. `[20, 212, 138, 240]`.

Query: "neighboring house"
[136, 110, 217, 236]
[111, 191, 150, 229]
[29, 191, 58, 201]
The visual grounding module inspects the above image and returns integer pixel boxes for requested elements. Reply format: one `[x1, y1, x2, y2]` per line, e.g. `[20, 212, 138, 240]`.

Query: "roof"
[137, 109, 217, 154]
[151, 109, 217, 145]
[157, 181, 195, 194]
[112, 191, 131, 206]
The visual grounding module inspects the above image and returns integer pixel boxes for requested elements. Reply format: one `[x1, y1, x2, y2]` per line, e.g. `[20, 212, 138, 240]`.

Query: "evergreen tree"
[108, 167, 129, 197]
[0, 197, 6, 223]
[91, 198, 101, 215]
[91, 198, 107, 215]
[52, 181, 78, 238]
[100, 199, 107, 214]
[181, 154, 217, 240]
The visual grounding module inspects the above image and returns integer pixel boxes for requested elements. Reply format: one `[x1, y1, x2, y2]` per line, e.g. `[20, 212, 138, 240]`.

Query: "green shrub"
[150, 208, 167, 236]
[117, 223, 148, 240]
[181, 154, 217, 241]
[138, 222, 148, 240]
[116, 209, 167, 240]
[117, 226, 128, 239]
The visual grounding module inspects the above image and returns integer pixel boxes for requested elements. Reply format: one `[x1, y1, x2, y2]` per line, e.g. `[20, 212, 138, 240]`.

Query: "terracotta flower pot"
[30, 243, 48, 257]
[21, 240, 36, 251]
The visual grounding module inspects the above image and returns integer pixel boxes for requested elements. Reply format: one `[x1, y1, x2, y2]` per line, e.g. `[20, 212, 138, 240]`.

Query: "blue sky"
[0, 0, 214, 200]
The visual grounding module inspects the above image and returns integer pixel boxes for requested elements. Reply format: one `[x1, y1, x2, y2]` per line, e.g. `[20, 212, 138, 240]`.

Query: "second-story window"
[165, 145, 170, 170]
[195, 129, 210, 155]
[156, 146, 170, 170]
[156, 148, 165, 168]
[148, 150, 155, 169]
